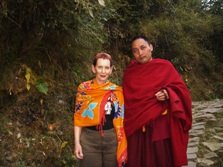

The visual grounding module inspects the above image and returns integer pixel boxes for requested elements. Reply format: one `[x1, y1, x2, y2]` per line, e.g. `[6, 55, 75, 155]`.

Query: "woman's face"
[92, 58, 113, 84]
[131, 38, 153, 64]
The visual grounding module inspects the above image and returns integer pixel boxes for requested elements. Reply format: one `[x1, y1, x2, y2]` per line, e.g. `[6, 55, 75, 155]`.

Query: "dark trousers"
[80, 128, 118, 167]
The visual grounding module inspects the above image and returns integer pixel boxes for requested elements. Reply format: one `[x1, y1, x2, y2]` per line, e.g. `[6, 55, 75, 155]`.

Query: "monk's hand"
[155, 89, 169, 101]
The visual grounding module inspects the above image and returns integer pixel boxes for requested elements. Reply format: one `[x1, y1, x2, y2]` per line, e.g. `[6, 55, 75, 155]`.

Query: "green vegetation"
[0, 0, 223, 166]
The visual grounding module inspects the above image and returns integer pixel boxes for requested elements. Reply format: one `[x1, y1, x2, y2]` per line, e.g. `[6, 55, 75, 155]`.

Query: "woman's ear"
[109, 66, 113, 75]
[91, 65, 96, 73]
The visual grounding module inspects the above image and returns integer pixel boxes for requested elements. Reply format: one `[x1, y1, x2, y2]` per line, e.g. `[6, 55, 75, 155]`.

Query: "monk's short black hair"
[131, 35, 151, 45]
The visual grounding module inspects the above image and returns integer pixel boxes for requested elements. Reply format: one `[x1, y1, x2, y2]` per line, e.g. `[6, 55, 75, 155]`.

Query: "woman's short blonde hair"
[93, 52, 113, 67]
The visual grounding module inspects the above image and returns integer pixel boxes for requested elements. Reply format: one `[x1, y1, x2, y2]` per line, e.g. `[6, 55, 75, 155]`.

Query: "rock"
[203, 152, 218, 159]
[202, 142, 223, 152]
[198, 158, 215, 166]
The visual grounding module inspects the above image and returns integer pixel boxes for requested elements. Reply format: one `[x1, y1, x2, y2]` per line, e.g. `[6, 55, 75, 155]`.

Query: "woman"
[74, 52, 127, 167]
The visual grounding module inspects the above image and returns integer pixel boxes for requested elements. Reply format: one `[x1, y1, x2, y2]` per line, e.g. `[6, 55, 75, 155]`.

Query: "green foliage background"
[0, 0, 223, 99]
[0, 0, 223, 166]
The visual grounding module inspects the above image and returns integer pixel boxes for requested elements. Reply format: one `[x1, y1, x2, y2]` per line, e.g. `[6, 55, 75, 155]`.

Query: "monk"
[122, 35, 192, 167]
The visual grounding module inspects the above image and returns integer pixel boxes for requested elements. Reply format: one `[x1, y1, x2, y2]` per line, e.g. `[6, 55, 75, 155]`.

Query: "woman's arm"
[74, 126, 84, 159]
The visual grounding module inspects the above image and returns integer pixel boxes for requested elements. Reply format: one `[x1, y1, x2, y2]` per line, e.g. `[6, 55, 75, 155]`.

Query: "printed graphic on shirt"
[104, 97, 114, 115]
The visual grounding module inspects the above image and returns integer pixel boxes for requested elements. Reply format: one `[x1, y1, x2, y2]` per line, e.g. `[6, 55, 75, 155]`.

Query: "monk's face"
[131, 38, 153, 64]
[92, 58, 113, 84]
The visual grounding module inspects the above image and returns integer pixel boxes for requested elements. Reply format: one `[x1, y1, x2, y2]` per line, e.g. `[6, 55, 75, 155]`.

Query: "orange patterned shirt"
[74, 79, 127, 166]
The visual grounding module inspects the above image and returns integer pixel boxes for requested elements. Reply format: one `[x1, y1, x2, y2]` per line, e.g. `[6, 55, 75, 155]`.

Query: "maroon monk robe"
[122, 58, 192, 167]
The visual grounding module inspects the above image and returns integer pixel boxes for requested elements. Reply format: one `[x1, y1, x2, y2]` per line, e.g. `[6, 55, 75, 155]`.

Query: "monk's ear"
[149, 44, 153, 52]
[91, 65, 96, 73]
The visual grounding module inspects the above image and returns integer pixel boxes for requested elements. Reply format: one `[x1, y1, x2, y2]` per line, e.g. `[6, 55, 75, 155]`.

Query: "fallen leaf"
[98, 0, 105, 6]
[61, 141, 68, 150]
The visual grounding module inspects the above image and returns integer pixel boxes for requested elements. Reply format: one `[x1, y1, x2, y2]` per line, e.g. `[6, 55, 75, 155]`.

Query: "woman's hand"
[75, 143, 84, 159]
[74, 126, 83, 159]
[155, 89, 169, 101]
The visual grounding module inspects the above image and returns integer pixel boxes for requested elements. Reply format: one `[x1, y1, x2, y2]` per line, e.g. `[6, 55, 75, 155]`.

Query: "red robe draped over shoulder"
[122, 58, 192, 166]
